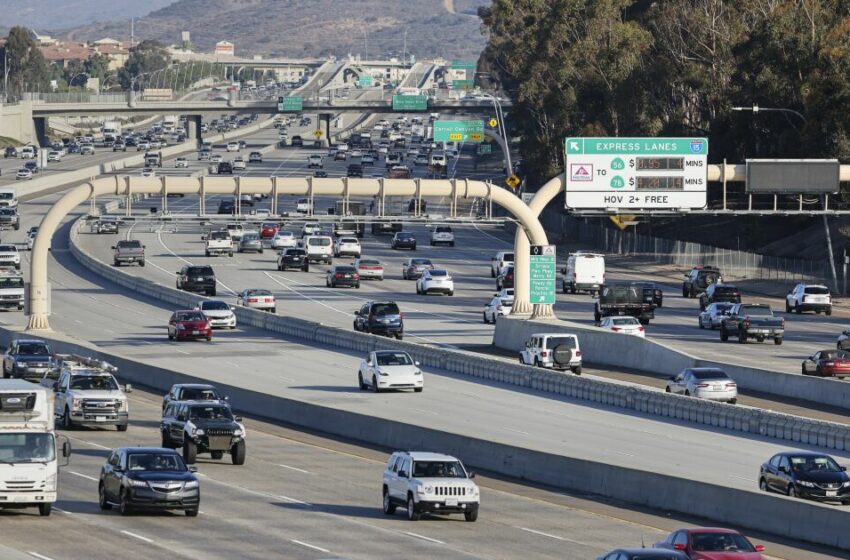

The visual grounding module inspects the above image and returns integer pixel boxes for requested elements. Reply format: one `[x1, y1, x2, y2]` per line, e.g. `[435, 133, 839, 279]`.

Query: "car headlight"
[193, 428, 205, 436]
[843, 481, 850, 488]
[379, 370, 389, 377]
[417, 484, 432, 495]
[798, 480, 815, 488]
[15, 361, 27, 368]
[45, 472, 57, 492]
[71, 398, 83, 410]
[119, 399, 128, 412]
[233, 428, 244, 437]
[183, 480, 199, 489]
[471, 486, 480, 497]
[127, 478, 148, 488]
[176, 324, 185, 330]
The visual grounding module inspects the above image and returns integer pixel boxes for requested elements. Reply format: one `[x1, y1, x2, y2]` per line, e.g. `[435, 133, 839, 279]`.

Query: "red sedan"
[168, 310, 212, 341]
[654, 528, 765, 559]
[801, 349, 850, 378]
[260, 222, 280, 239]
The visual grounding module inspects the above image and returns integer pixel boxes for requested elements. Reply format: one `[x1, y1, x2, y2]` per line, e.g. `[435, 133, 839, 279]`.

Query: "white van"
[0, 189, 18, 210]
[304, 235, 333, 264]
[429, 152, 447, 167]
[561, 252, 605, 295]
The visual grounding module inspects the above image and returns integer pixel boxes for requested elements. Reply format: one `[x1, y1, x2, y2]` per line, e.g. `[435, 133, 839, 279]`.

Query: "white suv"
[519, 333, 582, 374]
[382, 451, 479, 522]
[490, 251, 514, 278]
[786, 283, 832, 315]
[416, 269, 454, 296]
[430, 225, 455, 247]
[334, 237, 361, 257]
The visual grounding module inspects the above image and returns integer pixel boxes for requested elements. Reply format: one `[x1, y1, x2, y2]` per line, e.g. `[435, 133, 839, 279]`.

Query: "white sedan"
[175, 157, 189, 168]
[483, 294, 514, 324]
[665, 368, 738, 404]
[357, 350, 423, 393]
[598, 316, 645, 337]
[334, 237, 361, 258]
[141, 168, 156, 177]
[196, 299, 236, 329]
[271, 231, 298, 249]
[210, 154, 223, 163]
[15, 168, 32, 180]
[353, 258, 384, 280]
[416, 269, 454, 296]
[232, 158, 247, 171]
[226, 141, 240, 152]
[237, 288, 276, 313]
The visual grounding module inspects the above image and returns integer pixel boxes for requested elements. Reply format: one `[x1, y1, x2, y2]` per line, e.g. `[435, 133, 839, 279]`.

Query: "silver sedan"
[238, 233, 263, 253]
[698, 302, 735, 329]
[237, 289, 276, 313]
[666, 368, 737, 404]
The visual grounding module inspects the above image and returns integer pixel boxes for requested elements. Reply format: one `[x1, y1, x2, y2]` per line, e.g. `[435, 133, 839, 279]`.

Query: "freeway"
[3, 386, 825, 560]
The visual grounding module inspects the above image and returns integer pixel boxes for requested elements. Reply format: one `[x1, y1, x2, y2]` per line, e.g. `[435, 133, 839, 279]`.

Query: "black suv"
[698, 283, 741, 311]
[353, 301, 403, 339]
[632, 281, 663, 308]
[682, 266, 722, 298]
[217, 199, 236, 214]
[99, 447, 200, 516]
[217, 162, 233, 175]
[160, 401, 246, 465]
[290, 135, 303, 147]
[346, 164, 363, 178]
[176, 265, 217, 296]
[391, 231, 416, 250]
[4, 146, 17, 158]
[277, 248, 309, 272]
[2, 339, 56, 381]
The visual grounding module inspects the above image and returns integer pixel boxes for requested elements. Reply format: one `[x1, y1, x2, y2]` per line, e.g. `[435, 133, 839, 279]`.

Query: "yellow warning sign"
[506, 175, 521, 189]
[449, 133, 463, 141]
[610, 215, 638, 230]
[469, 133, 483, 142]
[489, 118, 498, 128]
[313, 129, 323, 138]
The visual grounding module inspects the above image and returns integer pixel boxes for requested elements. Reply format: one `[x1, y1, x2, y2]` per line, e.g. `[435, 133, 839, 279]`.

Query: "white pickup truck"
[205, 230, 234, 257]
[46, 355, 131, 432]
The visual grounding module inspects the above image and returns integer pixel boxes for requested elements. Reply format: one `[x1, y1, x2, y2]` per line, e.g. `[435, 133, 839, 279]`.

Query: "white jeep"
[382, 451, 479, 522]
[519, 333, 582, 374]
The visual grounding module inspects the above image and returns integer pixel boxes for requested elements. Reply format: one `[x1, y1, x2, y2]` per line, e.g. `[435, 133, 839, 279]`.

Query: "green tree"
[1, 26, 53, 98]
[118, 39, 170, 90]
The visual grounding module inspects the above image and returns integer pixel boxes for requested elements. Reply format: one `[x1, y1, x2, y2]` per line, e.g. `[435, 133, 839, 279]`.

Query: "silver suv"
[519, 332, 582, 374]
[382, 451, 479, 522]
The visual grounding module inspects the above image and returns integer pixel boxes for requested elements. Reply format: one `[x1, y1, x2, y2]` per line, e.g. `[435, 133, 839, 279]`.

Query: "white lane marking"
[517, 527, 563, 540]
[403, 531, 445, 545]
[28, 553, 56, 560]
[51, 506, 71, 514]
[502, 427, 530, 436]
[277, 494, 313, 506]
[69, 470, 98, 482]
[277, 464, 312, 474]
[411, 407, 438, 416]
[173, 348, 190, 355]
[729, 474, 751, 482]
[120, 530, 154, 543]
[200, 473, 311, 505]
[290, 540, 330, 553]
[68, 437, 110, 450]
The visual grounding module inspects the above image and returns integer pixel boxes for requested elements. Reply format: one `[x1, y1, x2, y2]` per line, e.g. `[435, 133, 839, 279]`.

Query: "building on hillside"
[27, 29, 58, 46]
[40, 43, 91, 69]
[93, 38, 121, 47]
[214, 41, 235, 57]
[93, 41, 130, 71]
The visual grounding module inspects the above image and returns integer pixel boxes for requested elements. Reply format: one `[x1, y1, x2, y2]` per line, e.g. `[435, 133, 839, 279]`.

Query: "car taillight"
[248, 298, 258, 302]
[507, 274, 513, 279]
[540, 351, 548, 357]
[638, 326, 644, 331]
[696, 383, 709, 388]
[726, 382, 737, 387]
[354, 273, 360, 279]
[743, 317, 750, 329]
[780, 317, 785, 328]
[335, 273, 343, 278]
[612, 327, 621, 332]
[674, 544, 686, 551]
[575, 350, 581, 357]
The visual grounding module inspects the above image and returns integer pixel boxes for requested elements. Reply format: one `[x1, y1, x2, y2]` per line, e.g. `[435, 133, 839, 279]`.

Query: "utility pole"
[130, 18, 135, 48]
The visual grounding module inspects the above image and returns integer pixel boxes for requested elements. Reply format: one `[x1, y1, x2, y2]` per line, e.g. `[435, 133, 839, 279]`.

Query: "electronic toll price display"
[564, 138, 708, 211]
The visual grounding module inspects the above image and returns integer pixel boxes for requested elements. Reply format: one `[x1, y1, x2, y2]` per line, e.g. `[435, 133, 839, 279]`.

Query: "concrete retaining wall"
[4, 324, 849, 551]
[494, 315, 850, 412]
[67, 219, 850, 453]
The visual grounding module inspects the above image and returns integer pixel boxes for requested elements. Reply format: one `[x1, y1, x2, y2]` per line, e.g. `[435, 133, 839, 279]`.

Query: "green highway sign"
[433, 120, 484, 142]
[392, 95, 428, 111]
[358, 74, 373, 87]
[478, 143, 492, 155]
[565, 137, 707, 156]
[529, 245, 556, 305]
[277, 96, 302, 112]
[452, 79, 474, 90]
[450, 60, 476, 70]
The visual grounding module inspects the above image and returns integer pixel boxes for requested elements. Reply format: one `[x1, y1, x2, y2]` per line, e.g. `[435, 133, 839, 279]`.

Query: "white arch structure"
[27, 176, 552, 330]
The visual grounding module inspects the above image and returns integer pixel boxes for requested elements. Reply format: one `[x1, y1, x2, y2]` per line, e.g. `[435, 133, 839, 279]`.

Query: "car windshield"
[499, 298, 514, 306]
[545, 336, 577, 349]
[177, 312, 207, 321]
[819, 350, 850, 360]
[691, 369, 729, 380]
[16, 343, 50, 355]
[691, 532, 755, 552]
[340, 238, 358, 244]
[0, 433, 55, 463]
[713, 286, 738, 295]
[397, 232, 414, 240]
[117, 241, 141, 248]
[804, 286, 830, 295]
[127, 452, 186, 472]
[435, 226, 452, 233]
[246, 289, 272, 297]
[713, 303, 734, 312]
[69, 375, 119, 391]
[375, 352, 413, 366]
[202, 301, 230, 311]
[242, 234, 259, 242]
[188, 405, 233, 420]
[210, 231, 229, 240]
[0, 277, 23, 288]
[180, 387, 222, 400]
[0, 193, 13, 200]
[611, 317, 639, 325]
[411, 259, 431, 266]
[790, 455, 843, 472]
[372, 303, 400, 316]
[0, 245, 17, 252]
[429, 270, 448, 277]
[188, 267, 214, 276]
[412, 460, 467, 478]
[335, 266, 356, 273]
[359, 260, 380, 266]
[262, 223, 277, 228]
[502, 253, 514, 261]
[308, 238, 331, 246]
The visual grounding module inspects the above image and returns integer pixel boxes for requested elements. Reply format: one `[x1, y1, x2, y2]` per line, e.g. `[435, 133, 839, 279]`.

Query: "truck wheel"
[185, 508, 199, 517]
[464, 509, 478, 522]
[113, 260, 119, 267]
[774, 337, 783, 346]
[720, 327, 728, 342]
[698, 317, 704, 329]
[62, 408, 74, 430]
[569, 283, 576, 294]
[116, 423, 127, 432]
[406, 495, 421, 521]
[738, 330, 747, 344]
[139, 261, 145, 267]
[205, 251, 210, 257]
[795, 303, 801, 314]
[231, 440, 246, 465]
[229, 252, 234, 257]
[383, 487, 396, 515]
[183, 440, 197, 464]
[571, 366, 582, 375]
[38, 503, 52, 516]
[372, 376, 380, 393]
[827, 306, 833, 316]
[682, 285, 688, 298]
[785, 301, 791, 313]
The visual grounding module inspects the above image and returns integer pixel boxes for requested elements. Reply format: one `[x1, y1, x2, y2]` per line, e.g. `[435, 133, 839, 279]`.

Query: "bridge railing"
[23, 92, 128, 104]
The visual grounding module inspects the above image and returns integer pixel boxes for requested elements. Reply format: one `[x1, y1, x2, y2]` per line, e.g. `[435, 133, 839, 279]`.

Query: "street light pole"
[403, 28, 409, 65]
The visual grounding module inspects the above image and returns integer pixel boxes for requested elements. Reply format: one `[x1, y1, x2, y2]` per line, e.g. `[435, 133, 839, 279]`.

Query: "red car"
[801, 349, 850, 378]
[655, 528, 765, 560]
[168, 310, 212, 341]
[260, 222, 280, 239]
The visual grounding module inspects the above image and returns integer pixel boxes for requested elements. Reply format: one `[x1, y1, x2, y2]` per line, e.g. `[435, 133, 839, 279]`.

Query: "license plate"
[712, 386, 721, 391]
[192, 330, 199, 335]
[95, 416, 107, 422]
[445, 498, 458, 506]
[382, 319, 390, 324]
[826, 490, 837, 497]
[344, 274, 351, 278]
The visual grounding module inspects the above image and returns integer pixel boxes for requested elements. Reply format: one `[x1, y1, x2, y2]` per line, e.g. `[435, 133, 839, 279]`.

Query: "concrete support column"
[187, 115, 203, 149]
[33, 117, 49, 147]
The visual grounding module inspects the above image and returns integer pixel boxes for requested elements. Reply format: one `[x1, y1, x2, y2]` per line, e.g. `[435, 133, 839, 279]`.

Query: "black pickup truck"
[594, 283, 655, 325]
[720, 303, 785, 345]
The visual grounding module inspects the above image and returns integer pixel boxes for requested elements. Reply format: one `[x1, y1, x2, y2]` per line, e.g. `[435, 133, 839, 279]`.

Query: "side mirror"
[414, 361, 420, 366]
[188, 465, 198, 473]
[398, 470, 407, 478]
[62, 441, 71, 458]
[841, 466, 847, 472]
[52, 382, 59, 391]
[230, 306, 236, 311]
[468, 471, 475, 479]
[673, 544, 686, 551]
[142, 245, 146, 249]
[668, 376, 676, 382]
[176, 271, 182, 274]
[353, 310, 360, 315]
[110, 246, 116, 250]
[124, 384, 133, 393]
[778, 466, 788, 474]
[235, 416, 243, 422]
[755, 545, 765, 552]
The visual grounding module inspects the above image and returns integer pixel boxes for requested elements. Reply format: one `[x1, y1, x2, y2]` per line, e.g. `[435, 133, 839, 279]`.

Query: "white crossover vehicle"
[271, 231, 297, 249]
[519, 333, 582, 374]
[416, 269, 454, 296]
[334, 237, 361, 258]
[483, 294, 514, 324]
[358, 350, 423, 393]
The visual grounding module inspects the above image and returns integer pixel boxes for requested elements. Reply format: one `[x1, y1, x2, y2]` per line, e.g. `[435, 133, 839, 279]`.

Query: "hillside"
[0, 0, 176, 32]
[67, 0, 490, 60]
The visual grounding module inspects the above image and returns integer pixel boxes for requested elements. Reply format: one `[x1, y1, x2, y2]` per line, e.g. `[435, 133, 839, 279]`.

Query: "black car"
[23, 161, 38, 174]
[346, 164, 363, 178]
[314, 170, 328, 178]
[2, 338, 56, 381]
[391, 231, 416, 250]
[682, 265, 721, 298]
[327, 265, 360, 288]
[633, 281, 663, 307]
[277, 248, 309, 272]
[4, 146, 17, 158]
[176, 265, 217, 296]
[162, 383, 227, 411]
[597, 548, 687, 560]
[290, 135, 303, 147]
[698, 283, 741, 311]
[217, 199, 236, 214]
[217, 162, 233, 175]
[161, 401, 246, 465]
[124, 137, 137, 147]
[353, 301, 403, 339]
[759, 451, 850, 504]
[99, 447, 200, 516]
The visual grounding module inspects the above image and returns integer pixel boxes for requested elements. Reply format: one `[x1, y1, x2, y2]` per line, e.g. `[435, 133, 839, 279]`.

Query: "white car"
[599, 316, 645, 337]
[296, 198, 313, 213]
[211, 154, 223, 163]
[271, 231, 297, 249]
[350, 149, 363, 158]
[0, 244, 21, 270]
[304, 235, 333, 263]
[301, 222, 321, 237]
[237, 288, 276, 313]
[26, 228, 38, 251]
[46, 151, 62, 162]
[175, 157, 189, 168]
[430, 225, 455, 247]
[698, 302, 735, 330]
[232, 157, 247, 171]
[358, 351, 423, 393]
[141, 168, 155, 177]
[786, 283, 832, 315]
[226, 141, 240, 152]
[353, 258, 384, 280]
[334, 237, 361, 258]
[308, 155, 323, 168]
[665, 368, 738, 404]
[483, 294, 514, 324]
[196, 300, 236, 329]
[490, 251, 514, 278]
[416, 269, 454, 296]
[15, 168, 32, 180]
[382, 451, 479, 521]
[519, 333, 582, 374]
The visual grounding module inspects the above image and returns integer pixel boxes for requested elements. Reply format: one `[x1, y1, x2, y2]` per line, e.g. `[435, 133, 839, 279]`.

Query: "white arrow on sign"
[569, 141, 579, 151]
